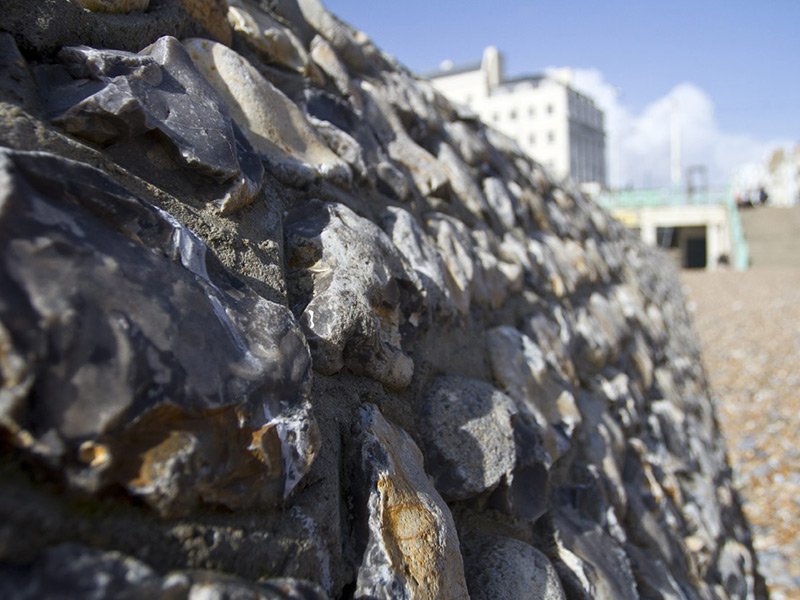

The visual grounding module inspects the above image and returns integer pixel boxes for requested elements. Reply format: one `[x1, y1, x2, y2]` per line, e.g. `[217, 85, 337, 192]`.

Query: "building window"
[509, 109, 517, 120]
[528, 106, 535, 117]
[529, 134, 536, 145]
[548, 131, 555, 143]
[547, 103, 554, 114]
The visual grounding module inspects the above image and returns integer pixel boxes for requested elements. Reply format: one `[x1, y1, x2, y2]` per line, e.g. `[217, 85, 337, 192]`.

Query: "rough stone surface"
[228, 0, 312, 74]
[486, 325, 579, 460]
[461, 532, 566, 600]
[0, 2, 765, 598]
[380, 205, 456, 314]
[0, 148, 317, 516]
[36, 36, 264, 214]
[418, 376, 517, 501]
[184, 37, 350, 187]
[284, 200, 420, 390]
[72, 0, 150, 13]
[354, 404, 469, 600]
[178, 0, 233, 46]
[0, 543, 328, 599]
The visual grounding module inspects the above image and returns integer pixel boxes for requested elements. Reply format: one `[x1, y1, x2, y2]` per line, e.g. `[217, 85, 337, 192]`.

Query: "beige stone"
[227, 1, 310, 73]
[180, 0, 232, 45]
[184, 38, 350, 186]
[309, 35, 360, 106]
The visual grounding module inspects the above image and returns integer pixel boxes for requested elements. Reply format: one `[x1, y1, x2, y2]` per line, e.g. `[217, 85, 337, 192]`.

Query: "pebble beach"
[682, 267, 800, 599]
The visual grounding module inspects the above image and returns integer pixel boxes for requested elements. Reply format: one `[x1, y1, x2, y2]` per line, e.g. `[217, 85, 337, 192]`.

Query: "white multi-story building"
[428, 47, 606, 187]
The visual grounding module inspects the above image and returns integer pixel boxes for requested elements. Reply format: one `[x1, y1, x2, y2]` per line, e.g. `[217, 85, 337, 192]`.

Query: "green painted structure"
[598, 188, 750, 270]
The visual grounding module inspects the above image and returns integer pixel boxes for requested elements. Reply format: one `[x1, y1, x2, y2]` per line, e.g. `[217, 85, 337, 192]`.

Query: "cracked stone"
[284, 200, 421, 390]
[0, 148, 317, 516]
[354, 404, 469, 600]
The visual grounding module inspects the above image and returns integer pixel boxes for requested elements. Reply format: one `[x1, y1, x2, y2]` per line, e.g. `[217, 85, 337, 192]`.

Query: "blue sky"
[326, 1, 799, 187]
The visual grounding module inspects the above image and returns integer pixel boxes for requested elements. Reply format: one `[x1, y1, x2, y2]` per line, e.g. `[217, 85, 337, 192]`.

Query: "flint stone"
[360, 80, 449, 197]
[355, 404, 469, 600]
[576, 392, 628, 513]
[631, 331, 655, 389]
[2, 0, 198, 56]
[184, 38, 351, 188]
[545, 191, 582, 239]
[0, 543, 329, 600]
[716, 540, 756, 600]
[487, 326, 580, 460]
[378, 73, 443, 151]
[594, 372, 644, 431]
[0, 543, 161, 600]
[72, 0, 149, 12]
[560, 238, 594, 286]
[614, 284, 647, 324]
[575, 292, 626, 369]
[38, 36, 263, 214]
[437, 141, 492, 225]
[498, 232, 534, 276]
[482, 176, 518, 231]
[471, 226, 516, 307]
[582, 238, 610, 284]
[523, 309, 577, 383]
[418, 376, 516, 501]
[623, 543, 694, 600]
[307, 115, 368, 179]
[302, 87, 407, 198]
[309, 35, 357, 102]
[620, 438, 690, 564]
[443, 120, 490, 167]
[488, 411, 551, 522]
[0, 33, 38, 113]
[553, 511, 639, 600]
[284, 200, 421, 390]
[380, 206, 456, 314]
[527, 236, 567, 297]
[512, 181, 550, 231]
[228, 0, 312, 74]
[424, 213, 475, 315]
[461, 532, 566, 600]
[302, 87, 363, 140]
[541, 235, 580, 294]
[600, 238, 626, 276]
[291, 0, 374, 74]
[0, 148, 317, 516]
[374, 160, 412, 201]
[484, 126, 523, 158]
[171, 572, 330, 600]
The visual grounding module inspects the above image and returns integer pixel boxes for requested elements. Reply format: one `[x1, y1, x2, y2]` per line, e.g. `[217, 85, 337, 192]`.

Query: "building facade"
[428, 47, 606, 187]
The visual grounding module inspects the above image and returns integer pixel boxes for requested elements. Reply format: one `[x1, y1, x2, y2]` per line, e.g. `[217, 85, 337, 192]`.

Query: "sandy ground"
[681, 267, 800, 600]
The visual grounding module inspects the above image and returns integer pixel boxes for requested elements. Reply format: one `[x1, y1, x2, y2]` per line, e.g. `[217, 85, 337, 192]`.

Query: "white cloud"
[550, 67, 787, 189]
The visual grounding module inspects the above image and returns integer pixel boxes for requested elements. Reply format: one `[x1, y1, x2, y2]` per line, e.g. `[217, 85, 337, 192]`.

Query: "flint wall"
[0, 1, 765, 598]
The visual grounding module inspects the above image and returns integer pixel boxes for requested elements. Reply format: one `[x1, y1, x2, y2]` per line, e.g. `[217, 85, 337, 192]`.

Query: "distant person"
[758, 187, 769, 206]
[739, 191, 754, 209]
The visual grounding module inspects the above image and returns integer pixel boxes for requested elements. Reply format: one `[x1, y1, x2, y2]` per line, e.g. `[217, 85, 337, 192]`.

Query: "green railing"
[597, 188, 750, 270]
[598, 187, 727, 209]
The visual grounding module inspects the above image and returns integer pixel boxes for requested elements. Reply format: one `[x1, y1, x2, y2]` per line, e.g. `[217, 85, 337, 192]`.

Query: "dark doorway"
[685, 236, 707, 268]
